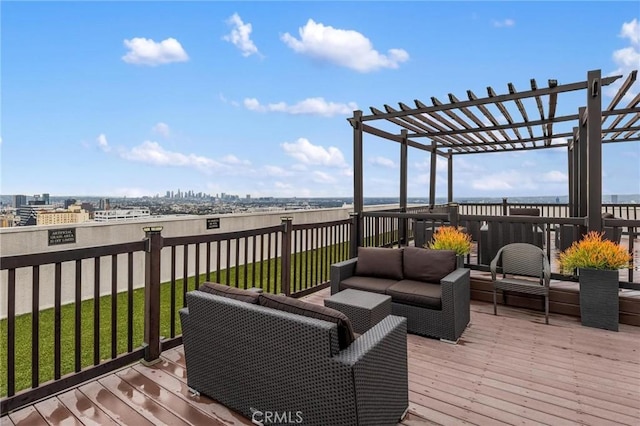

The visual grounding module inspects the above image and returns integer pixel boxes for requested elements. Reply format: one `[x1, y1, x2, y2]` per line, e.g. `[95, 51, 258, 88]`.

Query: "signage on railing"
[48, 228, 76, 245]
[206, 218, 220, 230]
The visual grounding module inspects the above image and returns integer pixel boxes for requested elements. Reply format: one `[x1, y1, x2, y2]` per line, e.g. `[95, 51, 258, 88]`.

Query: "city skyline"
[2, 2, 639, 198]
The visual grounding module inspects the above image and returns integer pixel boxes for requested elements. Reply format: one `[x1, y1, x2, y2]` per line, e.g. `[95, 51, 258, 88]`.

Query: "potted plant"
[427, 226, 472, 267]
[559, 231, 631, 331]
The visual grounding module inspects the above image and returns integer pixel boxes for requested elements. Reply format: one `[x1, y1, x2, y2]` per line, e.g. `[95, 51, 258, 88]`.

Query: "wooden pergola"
[348, 69, 639, 234]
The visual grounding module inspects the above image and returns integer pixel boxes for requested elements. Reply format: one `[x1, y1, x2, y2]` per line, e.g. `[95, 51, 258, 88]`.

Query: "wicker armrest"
[333, 315, 408, 425]
[333, 315, 406, 366]
[441, 268, 470, 309]
[440, 268, 471, 340]
[330, 257, 358, 294]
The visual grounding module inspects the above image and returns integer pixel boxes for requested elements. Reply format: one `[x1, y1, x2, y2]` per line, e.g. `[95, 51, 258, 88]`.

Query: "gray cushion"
[340, 276, 398, 294]
[258, 293, 355, 350]
[355, 247, 403, 280]
[403, 247, 456, 283]
[387, 280, 442, 310]
[198, 282, 260, 304]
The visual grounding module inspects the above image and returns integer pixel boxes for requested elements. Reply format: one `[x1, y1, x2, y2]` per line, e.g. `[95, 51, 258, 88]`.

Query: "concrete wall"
[0, 205, 396, 317]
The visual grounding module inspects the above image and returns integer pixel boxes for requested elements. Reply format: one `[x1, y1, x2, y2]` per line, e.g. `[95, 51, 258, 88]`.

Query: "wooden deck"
[3, 287, 640, 426]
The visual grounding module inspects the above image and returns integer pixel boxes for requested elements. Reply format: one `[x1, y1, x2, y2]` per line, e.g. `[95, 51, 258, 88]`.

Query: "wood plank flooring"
[4, 287, 640, 425]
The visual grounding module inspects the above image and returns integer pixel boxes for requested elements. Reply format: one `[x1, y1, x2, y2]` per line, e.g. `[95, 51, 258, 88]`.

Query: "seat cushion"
[387, 280, 442, 310]
[198, 282, 260, 304]
[340, 276, 398, 294]
[403, 247, 456, 283]
[355, 247, 403, 280]
[258, 293, 355, 350]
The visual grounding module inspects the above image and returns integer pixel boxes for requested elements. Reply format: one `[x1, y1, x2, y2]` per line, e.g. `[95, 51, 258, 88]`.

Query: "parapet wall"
[0, 205, 395, 317]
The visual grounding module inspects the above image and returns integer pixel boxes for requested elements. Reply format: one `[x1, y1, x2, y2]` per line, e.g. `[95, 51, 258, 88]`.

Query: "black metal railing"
[0, 217, 351, 415]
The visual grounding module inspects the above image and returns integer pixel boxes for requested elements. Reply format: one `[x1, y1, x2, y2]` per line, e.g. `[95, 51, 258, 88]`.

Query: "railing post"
[280, 217, 293, 296]
[502, 198, 508, 216]
[349, 212, 360, 258]
[143, 226, 163, 364]
[448, 203, 459, 228]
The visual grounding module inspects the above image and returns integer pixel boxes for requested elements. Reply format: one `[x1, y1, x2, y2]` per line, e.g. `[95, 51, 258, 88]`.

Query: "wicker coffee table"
[324, 289, 392, 334]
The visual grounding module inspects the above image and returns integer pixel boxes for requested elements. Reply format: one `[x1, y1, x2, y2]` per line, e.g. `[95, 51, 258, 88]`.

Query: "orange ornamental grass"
[558, 231, 631, 274]
[428, 226, 472, 256]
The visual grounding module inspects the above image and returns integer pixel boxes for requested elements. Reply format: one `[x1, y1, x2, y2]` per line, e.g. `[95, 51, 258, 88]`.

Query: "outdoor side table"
[324, 289, 392, 334]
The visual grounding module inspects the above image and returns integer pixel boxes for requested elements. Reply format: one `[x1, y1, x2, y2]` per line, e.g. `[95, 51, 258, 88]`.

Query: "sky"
[1, 1, 639, 199]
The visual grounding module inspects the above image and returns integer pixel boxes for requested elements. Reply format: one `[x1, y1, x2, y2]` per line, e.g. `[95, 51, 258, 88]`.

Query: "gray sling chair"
[490, 243, 551, 324]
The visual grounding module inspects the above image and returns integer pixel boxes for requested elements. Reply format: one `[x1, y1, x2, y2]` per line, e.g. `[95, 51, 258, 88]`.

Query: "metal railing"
[0, 217, 352, 415]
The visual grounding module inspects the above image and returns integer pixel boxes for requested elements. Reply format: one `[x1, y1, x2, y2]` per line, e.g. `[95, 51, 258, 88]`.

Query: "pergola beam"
[360, 75, 621, 122]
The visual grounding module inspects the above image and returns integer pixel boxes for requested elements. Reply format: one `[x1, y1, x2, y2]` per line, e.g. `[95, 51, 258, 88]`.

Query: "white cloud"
[263, 165, 293, 177]
[243, 97, 357, 117]
[281, 138, 347, 167]
[291, 164, 308, 171]
[152, 122, 170, 138]
[118, 141, 223, 173]
[471, 170, 537, 191]
[223, 13, 259, 57]
[414, 156, 448, 172]
[492, 19, 515, 28]
[607, 19, 640, 99]
[97, 133, 110, 152]
[122, 37, 189, 66]
[222, 154, 251, 166]
[312, 171, 337, 184]
[620, 18, 640, 45]
[369, 156, 395, 168]
[541, 170, 567, 183]
[274, 181, 293, 189]
[281, 19, 409, 72]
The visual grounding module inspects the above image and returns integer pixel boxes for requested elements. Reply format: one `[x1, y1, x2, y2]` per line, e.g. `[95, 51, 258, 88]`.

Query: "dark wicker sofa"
[179, 284, 408, 426]
[331, 246, 470, 342]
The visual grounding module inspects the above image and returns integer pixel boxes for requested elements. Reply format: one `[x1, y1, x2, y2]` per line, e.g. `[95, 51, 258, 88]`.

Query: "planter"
[457, 255, 465, 268]
[578, 267, 619, 331]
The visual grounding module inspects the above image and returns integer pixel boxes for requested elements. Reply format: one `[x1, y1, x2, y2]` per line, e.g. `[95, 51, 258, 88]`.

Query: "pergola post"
[352, 110, 364, 250]
[429, 140, 437, 207]
[586, 70, 603, 233]
[447, 149, 453, 203]
[578, 107, 588, 237]
[571, 127, 580, 217]
[399, 130, 408, 244]
[567, 144, 574, 215]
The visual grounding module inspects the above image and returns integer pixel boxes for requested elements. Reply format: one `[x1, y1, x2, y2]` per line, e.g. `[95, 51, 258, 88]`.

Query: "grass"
[0, 241, 352, 396]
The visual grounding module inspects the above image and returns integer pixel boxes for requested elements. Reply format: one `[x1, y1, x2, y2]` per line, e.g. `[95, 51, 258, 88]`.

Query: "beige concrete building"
[36, 205, 90, 226]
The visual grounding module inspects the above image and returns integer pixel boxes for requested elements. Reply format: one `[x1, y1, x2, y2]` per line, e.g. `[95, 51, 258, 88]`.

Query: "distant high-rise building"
[99, 198, 111, 210]
[12, 194, 27, 208]
[64, 198, 77, 209]
[42, 193, 50, 204]
[246, 194, 251, 199]
[166, 191, 171, 198]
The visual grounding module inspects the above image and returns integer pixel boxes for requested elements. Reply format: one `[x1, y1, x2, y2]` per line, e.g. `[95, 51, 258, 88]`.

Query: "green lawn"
[0, 241, 351, 396]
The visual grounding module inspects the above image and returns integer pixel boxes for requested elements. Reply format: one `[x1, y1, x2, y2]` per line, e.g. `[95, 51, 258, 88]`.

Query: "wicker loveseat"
[331, 246, 470, 342]
[179, 283, 408, 426]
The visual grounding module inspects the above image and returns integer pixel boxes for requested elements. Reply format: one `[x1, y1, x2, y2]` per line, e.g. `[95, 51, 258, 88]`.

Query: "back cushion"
[403, 247, 456, 283]
[198, 282, 260, 304]
[258, 293, 355, 350]
[355, 247, 403, 280]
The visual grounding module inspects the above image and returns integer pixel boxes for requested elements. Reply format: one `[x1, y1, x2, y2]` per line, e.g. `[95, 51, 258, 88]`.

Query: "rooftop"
[4, 288, 639, 425]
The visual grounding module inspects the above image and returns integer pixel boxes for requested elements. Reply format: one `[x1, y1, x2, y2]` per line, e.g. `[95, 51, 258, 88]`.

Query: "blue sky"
[2, 1, 639, 199]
